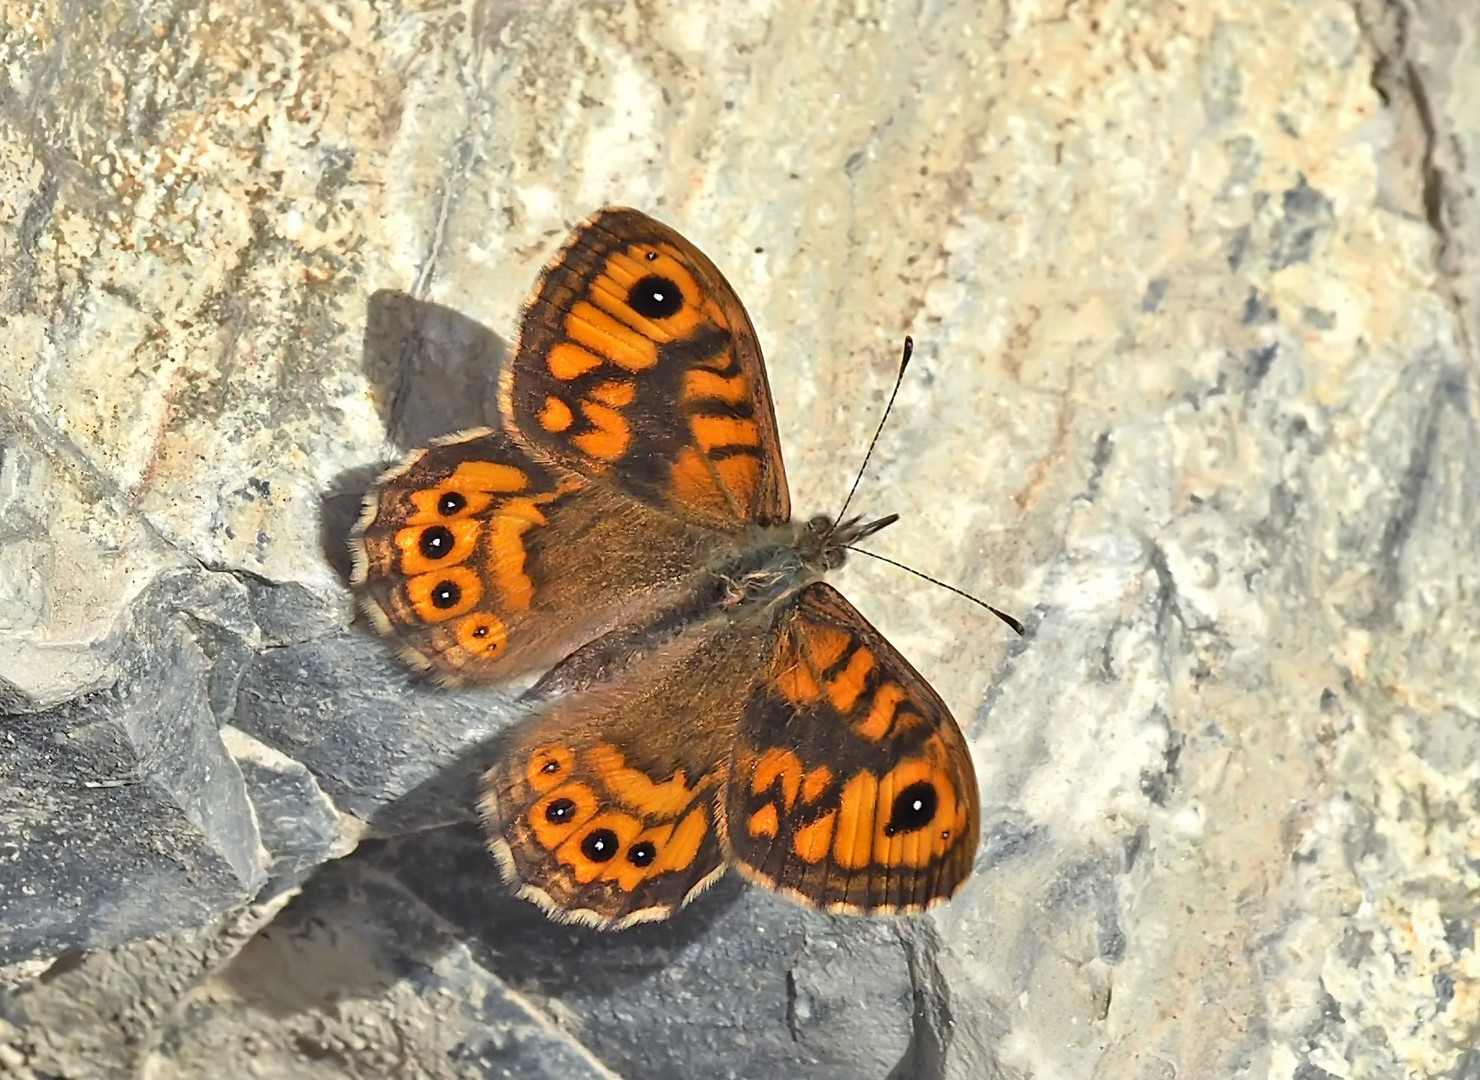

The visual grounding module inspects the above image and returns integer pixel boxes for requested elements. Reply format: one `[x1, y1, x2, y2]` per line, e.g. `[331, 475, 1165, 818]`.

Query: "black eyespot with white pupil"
[628, 841, 656, 867]
[437, 491, 466, 516]
[544, 798, 576, 823]
[628, 275, 682, 319]
[885, 781, 939, 836]
[418, 525, 454, 560]
[581, 828, 619, 862]
[429, 581, 461, 609]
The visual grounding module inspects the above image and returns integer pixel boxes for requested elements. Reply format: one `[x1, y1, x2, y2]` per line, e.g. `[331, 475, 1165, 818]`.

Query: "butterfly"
[350, 207, 988, 929]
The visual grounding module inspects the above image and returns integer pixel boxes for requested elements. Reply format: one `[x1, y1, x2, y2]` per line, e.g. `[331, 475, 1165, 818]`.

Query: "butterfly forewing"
[724, 583, 981, 915]
[502, 207, 791, 530]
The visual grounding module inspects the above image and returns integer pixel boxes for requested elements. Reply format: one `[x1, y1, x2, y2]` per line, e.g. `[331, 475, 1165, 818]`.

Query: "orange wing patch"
[549, 342, 606, 381]
[588, 381, 636, 408]
[791, 813, 835, 863]
[538, 396, 574, 433]
[585, 744, 694, 817]
[830, 772, 879, 871]
[748, 803, 780, 840]
[668, 447, 762, 521]
[772, 618, 906, 742]
[649, 808, 709, 875]
[522, 238, 732, 479]
[591, 244, 708, 341]
[571, 400, 632, 462]
[567, 299, 659, 371]
[800, 765, 832, 803]
[455, 612, 508, 660]
[402, 460, 530, 522]
[751, 747, 803, 809]
[683, 368, 750, 405]
[691, 415, 760, 453]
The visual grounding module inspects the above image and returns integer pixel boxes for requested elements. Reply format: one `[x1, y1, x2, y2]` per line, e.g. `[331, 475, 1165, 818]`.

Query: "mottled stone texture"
[1, 1, 1476, 1077]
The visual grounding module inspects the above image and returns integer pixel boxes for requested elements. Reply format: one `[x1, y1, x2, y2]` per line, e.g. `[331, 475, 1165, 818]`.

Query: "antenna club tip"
[990, 607, 1027, 636]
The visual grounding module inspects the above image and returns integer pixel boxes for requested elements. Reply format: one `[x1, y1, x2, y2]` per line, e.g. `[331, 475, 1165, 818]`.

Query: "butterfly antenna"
[845, 546, 1026, 636]
[833, 336, 914, 531]
[833, 335, 1024, 637]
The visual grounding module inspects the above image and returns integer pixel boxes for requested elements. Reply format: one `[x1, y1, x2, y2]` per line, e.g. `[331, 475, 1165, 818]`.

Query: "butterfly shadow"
[318, 290, 512, 585]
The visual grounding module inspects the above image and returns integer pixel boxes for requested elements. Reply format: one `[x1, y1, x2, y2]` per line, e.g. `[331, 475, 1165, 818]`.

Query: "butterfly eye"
[418, 525, 455, 560]
[628, 275, 683, 320]
[580, 828, 620, 862]
[437, 491, 467, 516]
[884, 781, 939, 836]
[627, 841, 656, 867]
[544, 797, 577, 823]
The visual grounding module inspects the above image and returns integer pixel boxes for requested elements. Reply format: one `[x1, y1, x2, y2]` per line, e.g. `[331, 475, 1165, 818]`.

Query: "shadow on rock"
[361, 288, 508, 450]
[319, 290, 510, 588]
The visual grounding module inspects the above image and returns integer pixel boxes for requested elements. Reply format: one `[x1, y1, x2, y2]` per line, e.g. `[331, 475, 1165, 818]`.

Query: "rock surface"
[2, 1, 1477, 1077]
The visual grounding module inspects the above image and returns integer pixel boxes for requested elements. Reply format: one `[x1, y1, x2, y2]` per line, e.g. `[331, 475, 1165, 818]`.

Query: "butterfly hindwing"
[502, 207, 792, 530]
[479, 614, 773, 928]
[350, 429, 717, 685]
[724, 583, 981, 914]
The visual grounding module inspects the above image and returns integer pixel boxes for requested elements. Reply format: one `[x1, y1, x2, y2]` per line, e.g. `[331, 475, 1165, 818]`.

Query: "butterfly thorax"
[713, 512, 897, 616]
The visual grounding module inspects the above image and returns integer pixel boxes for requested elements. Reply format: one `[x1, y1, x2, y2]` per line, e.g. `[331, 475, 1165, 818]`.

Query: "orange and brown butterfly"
[350, 207, 992, 929]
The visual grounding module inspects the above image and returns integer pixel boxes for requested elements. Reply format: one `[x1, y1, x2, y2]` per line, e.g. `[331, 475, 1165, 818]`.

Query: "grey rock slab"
[0, 410, 176, 712]
[140, 857, 618, 1080]
[364, 824, 925, 1080]
[221, 726, 359, 894]
[0, 898, 293, 1079]
[0, 570, 268, 965]
[231, 630, 525, 835]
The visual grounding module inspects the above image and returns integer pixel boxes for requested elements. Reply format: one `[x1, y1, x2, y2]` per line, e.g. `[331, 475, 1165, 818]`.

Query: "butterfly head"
[799, 512, 899, 571]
